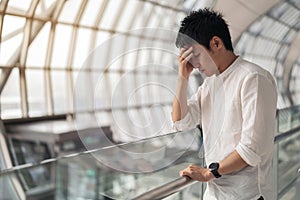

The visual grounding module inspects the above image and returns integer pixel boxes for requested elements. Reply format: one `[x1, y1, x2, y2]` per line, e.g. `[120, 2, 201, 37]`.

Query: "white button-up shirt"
[173, 57, 277, 200]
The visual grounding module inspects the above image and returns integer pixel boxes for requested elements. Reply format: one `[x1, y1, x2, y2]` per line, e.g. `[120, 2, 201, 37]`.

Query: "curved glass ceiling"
[0, 0, 213, 142]
[235, 0, 300, 109]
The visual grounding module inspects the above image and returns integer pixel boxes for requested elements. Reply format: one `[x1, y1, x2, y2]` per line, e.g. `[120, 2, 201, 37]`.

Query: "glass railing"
[0, 127, 204, 200]
[1, 105, 300, 200]
[274, 106, 300, 200]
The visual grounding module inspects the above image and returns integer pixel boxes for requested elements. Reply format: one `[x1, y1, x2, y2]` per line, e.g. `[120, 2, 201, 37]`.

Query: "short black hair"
[175, 8, 234, 52]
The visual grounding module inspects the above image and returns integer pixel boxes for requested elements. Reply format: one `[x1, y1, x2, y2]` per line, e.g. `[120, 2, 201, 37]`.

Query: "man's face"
[189, 44, 219, 76]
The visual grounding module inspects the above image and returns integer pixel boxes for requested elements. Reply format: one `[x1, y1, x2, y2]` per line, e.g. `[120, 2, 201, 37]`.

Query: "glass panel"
[111, 109, 135, 141]
[99, 0, 124, 30]
[295, 20, 300, 30]
[109, 72, 126, 108]
[1, 68, 22, 119]
[269, 2, 288, 19]
[275, 63, 284, 77]
[80, 0, 105, 26]
[131, 2, 153, 29]
[290, 0, 300, 7]
[0, 128, 203, 199]
[41, 0, 57, 10]
[277, 45, 289, 61]
[1, 15, 25, 39]
[93, 72, 107, 110]
[26, 22, 51, 67]
[51, 70, 67, 114]
[109, 52, 123, 71]
[73, 28, 93, 68]
[95, 111, 112, 127]
[95, 31, 110, 47]
[0, 15, 25, 66]
[276, 130, 300, 199]
[0, 31, 23, 66]
[160, 9, 175, 30]
[107, 73, 121, 103]
[26, 69, 46, 116]
[137, 48, 150, 68]
[236, 33, 255, 54]
[183, 0, 197, 9]
[58, 0, 82, 23]
[7, 0, 31, 14]
[193, 0, 216, 9]
[115, 0, 141, 31]
[89, 31, 111, 70]
[275, 106, 300, 199]
[147, 6, 162, 28]
[248, 20, 264, 35]
[260, 18, 289, 41]
[279, 4, 300, 26]
[123, 50, 138, 70]
[73, 71, 92, 112]
[135, 73, 148, 105]
[51, 24, 72, 68]
[35, 0, 56, 17]
[0, 175, 24, 200]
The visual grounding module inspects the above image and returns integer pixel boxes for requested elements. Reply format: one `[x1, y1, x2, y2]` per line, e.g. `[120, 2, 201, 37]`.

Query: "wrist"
[177, 75, 189, 84]
[205, 168, 215, 181]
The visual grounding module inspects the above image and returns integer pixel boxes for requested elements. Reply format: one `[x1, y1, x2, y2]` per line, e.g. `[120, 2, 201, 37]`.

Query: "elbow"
[172, 113, 180, 123]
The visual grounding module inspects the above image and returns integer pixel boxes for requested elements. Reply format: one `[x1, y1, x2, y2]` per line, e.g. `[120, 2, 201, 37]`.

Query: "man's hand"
[178, 46, 194, 79]
[179, 164, 214, 182]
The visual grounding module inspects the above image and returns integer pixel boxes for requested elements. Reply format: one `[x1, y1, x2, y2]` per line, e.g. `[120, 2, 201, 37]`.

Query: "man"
[172, 8, 277, 200]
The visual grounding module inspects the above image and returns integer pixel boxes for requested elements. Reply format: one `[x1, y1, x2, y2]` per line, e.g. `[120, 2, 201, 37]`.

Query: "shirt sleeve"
[236, 72, 277, 166]
[172, 86, 202, 131]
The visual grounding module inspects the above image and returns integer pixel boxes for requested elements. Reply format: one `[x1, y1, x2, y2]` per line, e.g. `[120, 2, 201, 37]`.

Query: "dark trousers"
[257, 196, 264, 200]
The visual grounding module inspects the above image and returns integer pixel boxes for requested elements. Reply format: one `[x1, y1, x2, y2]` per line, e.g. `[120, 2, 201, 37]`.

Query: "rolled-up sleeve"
[172, 87, 202, 131]
[236, 72, 277, 166]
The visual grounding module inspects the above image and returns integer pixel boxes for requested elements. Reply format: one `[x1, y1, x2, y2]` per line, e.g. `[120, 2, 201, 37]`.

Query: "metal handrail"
[133, 111, 300, 200]
[132, 176, 196, 200]
[274, 125, 300, 142]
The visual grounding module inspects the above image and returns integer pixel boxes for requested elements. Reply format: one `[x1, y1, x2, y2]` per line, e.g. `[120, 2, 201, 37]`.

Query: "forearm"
[172, 76, 189, 122]
[218, 150, 248, 176]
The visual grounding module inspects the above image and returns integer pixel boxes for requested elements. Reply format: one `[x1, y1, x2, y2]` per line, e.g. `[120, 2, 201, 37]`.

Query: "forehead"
[191, 44, 206, 53]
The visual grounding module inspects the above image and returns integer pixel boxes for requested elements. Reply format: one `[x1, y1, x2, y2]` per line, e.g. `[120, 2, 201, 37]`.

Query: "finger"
[181, 171, 191, 177]
[179, 171, 183, 176]
[182, 52, 193, 65]
[179, 48, 186, 55]
[179, 46, 190, 56]
[179, 48, 186, 58]
[181, 46, 193, 59]
[179, 46, 192, 59]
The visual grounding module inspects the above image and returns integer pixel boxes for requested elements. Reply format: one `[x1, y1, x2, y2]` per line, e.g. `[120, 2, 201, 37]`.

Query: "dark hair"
[175, 8, 234, 52]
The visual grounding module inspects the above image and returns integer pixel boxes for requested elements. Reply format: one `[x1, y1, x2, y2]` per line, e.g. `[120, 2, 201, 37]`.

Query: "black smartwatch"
[208, 162, 222, 178]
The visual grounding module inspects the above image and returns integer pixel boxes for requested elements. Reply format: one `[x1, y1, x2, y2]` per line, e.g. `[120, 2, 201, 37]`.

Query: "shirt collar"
[217, 56, 241, 79]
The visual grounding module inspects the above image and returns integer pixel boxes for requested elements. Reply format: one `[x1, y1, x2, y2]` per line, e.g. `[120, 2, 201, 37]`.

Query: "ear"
[210, 36, 223, 50]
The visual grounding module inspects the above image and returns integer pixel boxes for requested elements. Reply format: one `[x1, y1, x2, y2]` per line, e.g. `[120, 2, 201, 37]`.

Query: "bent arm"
[172, 76, 189, 122]
[172, 47, 194, 122]
[218, 150, 248, 175]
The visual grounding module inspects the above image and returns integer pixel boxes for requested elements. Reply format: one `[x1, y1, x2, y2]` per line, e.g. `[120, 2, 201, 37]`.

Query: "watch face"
[209, 162, 219, 170]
